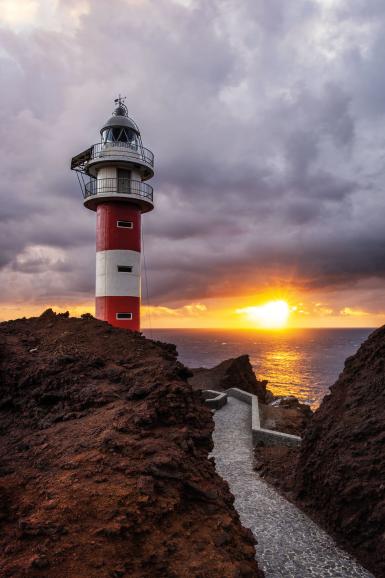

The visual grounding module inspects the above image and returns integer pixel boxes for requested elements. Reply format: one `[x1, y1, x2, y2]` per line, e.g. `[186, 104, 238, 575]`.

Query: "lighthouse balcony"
[83, 178, 154, 213]
[74, 142, 154, 180]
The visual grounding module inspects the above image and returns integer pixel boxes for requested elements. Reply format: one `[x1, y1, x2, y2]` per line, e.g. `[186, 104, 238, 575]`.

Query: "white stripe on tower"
[96, 250, 141, 297]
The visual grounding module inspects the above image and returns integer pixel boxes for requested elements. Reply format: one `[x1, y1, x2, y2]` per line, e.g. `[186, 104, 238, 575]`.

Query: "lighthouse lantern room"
[71, 97, 154, 331]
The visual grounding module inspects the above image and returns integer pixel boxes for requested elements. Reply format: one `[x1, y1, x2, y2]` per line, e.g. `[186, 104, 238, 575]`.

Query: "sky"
[1, 0, 385, 328]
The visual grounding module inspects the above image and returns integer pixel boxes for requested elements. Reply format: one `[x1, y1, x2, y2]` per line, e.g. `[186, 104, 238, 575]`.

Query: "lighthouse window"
[116, 313, 133, 320]
[126, 129, 138, 149]
[102, 128, 114, 143]
[117, 220, 133, 229]
[119, 129, 128, 143]
[101, 127, 138, 149]
[117, 265, 133, 273]
[112, 127, 123, 141]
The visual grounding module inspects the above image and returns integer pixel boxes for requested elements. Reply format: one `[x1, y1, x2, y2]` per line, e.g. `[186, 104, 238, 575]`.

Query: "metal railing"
[90, 142, 154, 167]
[84, 178, 153, 202]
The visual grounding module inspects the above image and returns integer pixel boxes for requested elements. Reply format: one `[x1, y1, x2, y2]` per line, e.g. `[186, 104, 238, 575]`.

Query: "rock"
[0, 313, 264, 578]
[39, 308, 56, 318]
[0, 397, 14, 411]
[259, 396, 313, 436]
[31, 555, 50, 570]
[259, 401, 312, 436]
[294, 325, 385, 577]
[81, 312, 94, 320]
[253, 445, 300, 495]
[271, 396, 312, 414]
[189, 355, 269, 402]
[214, 531, 231, 547]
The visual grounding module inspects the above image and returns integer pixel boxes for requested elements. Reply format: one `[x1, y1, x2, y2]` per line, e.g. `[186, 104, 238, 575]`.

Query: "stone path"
[211, 396, 373, 578]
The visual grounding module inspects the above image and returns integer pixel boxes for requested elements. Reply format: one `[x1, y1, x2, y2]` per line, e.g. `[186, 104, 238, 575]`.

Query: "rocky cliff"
[0, 311, 264, 578]
[295, 326, 385, 577]
[189, 355, 269, 403]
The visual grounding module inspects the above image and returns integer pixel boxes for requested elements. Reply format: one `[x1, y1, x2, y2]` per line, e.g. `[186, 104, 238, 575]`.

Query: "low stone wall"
[226, 388, 301, 448]
[202, 389, 228, 410]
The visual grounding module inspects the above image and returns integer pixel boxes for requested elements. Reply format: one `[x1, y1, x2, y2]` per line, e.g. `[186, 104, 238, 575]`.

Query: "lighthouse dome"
[100, 101, 141, 145]
[101, 114, 140, 134]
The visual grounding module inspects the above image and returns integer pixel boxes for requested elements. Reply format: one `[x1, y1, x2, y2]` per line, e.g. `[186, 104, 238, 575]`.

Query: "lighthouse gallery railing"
[71, 142, 154, 173]
[84, 178, 153, 201]
[91, 142, 154, 167]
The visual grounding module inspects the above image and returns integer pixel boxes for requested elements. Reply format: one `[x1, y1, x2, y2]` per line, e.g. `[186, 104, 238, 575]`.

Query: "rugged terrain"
[259, 398, 312, 437]
[0, 311, 264, 578]
[295, 325, 385, 577]
[255, 326, 385, 577]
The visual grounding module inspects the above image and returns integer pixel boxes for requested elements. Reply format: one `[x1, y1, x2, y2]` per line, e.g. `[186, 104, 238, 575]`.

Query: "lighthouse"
[71, 97, 154, 331]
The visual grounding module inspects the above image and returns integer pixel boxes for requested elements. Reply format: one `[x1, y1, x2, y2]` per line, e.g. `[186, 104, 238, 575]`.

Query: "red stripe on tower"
[70, 97, 154, 332]
[96, 203, 141, 252]
[95, 202, 141, 330]
[95, 296, 140, 330]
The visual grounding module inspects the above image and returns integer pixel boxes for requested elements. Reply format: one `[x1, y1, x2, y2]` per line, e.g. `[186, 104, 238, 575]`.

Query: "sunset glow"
[1, 1, 385, 331]
[236, 300, 291, 329]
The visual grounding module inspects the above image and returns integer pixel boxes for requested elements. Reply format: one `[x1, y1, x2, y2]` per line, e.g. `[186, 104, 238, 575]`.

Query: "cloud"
[1, 0, 385, 315]
[340, 307, 369, 317]
[143, 303, 207, 317]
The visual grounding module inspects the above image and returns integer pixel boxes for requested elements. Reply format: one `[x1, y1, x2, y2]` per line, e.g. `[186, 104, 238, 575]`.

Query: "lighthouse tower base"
[96, 296, 140, 330]
[95, 202, 141, 331]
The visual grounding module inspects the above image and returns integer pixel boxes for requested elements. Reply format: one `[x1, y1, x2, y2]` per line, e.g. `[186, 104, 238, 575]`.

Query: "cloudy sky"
[1, 0, 385, 327]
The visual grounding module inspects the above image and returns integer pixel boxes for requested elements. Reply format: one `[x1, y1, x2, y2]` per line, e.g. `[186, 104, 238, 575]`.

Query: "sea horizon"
[143, 327, 374, 408]
[143, 326, 376, 331]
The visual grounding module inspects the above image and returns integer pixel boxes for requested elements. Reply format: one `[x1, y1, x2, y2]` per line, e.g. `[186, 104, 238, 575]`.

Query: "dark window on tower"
[116, 313, 133, 320]
[118, 169, 131, 194]
[117, 220, 133, 229]
[117, 265, 133, 273]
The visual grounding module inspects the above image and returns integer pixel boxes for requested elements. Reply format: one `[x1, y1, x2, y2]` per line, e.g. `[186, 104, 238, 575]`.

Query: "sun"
[236, 300, 291, 329]
[0, 1, 38, 27]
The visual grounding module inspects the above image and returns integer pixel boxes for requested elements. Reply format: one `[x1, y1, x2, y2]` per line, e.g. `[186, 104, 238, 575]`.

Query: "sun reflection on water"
[260, 349, 305, 401]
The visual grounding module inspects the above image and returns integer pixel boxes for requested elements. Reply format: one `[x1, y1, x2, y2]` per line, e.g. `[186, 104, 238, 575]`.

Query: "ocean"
[143, 328, 374, 408]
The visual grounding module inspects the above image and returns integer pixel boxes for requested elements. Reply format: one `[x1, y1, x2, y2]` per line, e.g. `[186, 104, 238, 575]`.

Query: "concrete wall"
[97, 166, 117, 180]
[202, 390, 228, 410]
[227, 388, 301, 448]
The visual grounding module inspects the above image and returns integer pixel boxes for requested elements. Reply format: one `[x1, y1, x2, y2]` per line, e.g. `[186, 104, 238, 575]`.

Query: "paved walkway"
[211, 396, 373, 578]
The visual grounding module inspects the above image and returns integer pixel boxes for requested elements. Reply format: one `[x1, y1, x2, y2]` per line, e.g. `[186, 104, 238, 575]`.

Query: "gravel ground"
[211, 396, 374, 578]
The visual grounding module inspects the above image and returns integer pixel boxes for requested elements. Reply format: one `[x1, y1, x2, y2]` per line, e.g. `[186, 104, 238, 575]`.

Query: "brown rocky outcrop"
[0, 311, 264, 578]
[189, 355, 269, 403]
[259, 399, 312, 437]
[294, 325, 385, 577]
[254, 446, 299, 495]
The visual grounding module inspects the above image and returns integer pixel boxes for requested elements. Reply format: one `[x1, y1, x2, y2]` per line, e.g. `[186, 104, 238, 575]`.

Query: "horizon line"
[141, 326, 377, 331]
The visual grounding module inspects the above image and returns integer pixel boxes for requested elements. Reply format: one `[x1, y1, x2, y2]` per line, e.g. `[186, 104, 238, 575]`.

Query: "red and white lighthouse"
[71, 97, 154, 331]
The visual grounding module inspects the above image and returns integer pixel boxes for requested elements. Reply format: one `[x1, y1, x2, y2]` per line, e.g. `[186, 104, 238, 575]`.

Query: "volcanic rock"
[259, 399, 312, 437]
[0, 311, 264, 578]
[254, 445, 299, 495]
[294, 325, 385, 577]
[189, 355, 269, 402]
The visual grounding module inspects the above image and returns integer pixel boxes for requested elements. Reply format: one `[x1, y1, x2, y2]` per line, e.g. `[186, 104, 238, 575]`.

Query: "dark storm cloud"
[1, 0, 385, 310]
